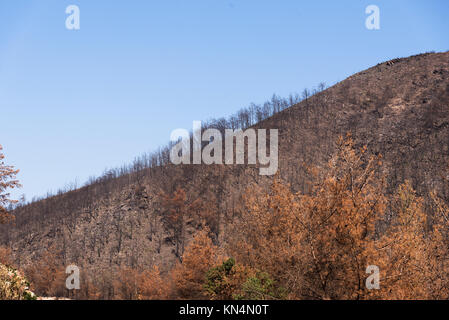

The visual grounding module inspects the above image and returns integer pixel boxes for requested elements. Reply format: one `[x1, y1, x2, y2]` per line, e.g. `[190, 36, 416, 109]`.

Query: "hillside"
[1, 51, 448, 299]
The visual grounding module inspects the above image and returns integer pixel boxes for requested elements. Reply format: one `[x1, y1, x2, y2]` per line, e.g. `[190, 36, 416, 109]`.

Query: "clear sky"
[0, 0, 448, 201]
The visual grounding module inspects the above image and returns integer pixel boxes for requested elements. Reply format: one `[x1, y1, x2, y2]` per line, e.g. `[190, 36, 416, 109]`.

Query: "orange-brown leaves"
[229, 179, 301, 288]
[160, 188, 206, 258]
[227, 136, 441, 299]
[426, 183, 449, 299]
[138, 266, 168, 300]
[171, 228, 218, 299]
[229, 136, 387, 299]
[369, 181, 429, 299]
[0, 246, 13, 267]
[25, 248, 67, 298]
[296, 136, 387, 299]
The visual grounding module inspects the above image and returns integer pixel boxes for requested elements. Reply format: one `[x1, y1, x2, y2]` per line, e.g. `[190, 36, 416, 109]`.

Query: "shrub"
[235, 271, 287, 300]
[205, 258, 286, 300]
[0, 263, 36, 300]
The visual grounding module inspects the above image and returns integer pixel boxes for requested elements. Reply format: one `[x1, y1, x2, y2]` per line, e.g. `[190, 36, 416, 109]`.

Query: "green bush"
[204, 258, 236, 299]
[205, 258, 286, 300]
[0, 263, 36, 300]
[234, 271, 287, 300]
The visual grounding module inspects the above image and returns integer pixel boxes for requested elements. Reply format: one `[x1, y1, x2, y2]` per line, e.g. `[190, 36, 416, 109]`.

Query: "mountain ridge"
[1, 51, 448, 298]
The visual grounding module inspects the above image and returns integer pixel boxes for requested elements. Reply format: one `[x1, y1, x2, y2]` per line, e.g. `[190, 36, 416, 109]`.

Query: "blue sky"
[0, 0, 448, 201]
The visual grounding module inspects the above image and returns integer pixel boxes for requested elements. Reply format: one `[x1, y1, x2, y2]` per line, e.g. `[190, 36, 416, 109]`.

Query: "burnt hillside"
[1, 51, 448, 298]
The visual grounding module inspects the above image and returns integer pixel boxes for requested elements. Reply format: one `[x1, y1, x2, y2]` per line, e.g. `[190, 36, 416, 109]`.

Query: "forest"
[2, 135, 449, 299]
[1, 51, 448, 300]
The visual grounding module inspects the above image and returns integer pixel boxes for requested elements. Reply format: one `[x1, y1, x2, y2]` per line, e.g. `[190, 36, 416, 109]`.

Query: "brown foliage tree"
[25, 248, 67, 297]
[294, 136, 387, 299]
[228, 178, 301, 289]
[0, 246, 13, 266]
[138, 266, 168, 300]
[113, 267, 142, 300]
[229, 136, 435, 299]
[160, 188, 203, 258]
[371, 181, 429, 299]
[170, 228, 217, 299]
[113, 265, 168, 300]
[427, 182, 449, 299]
